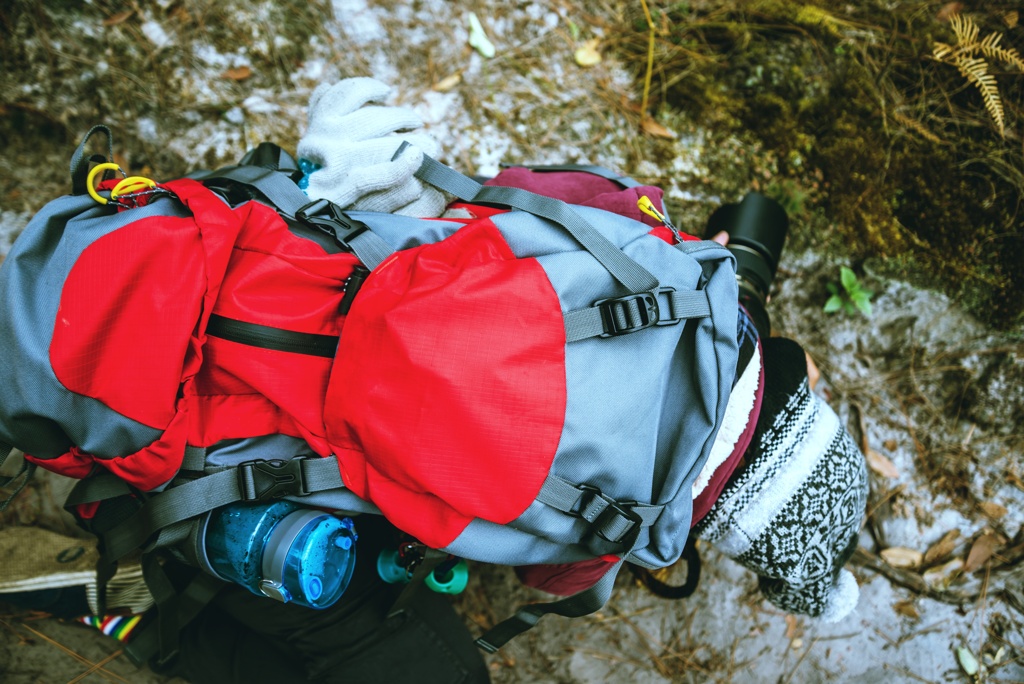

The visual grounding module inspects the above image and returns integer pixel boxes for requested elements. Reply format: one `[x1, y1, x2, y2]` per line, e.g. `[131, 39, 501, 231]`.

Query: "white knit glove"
[297, 78, 448, 217]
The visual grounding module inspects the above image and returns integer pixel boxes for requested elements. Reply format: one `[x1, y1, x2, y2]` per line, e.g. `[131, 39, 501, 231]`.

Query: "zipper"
[637, 195, 684, 243]
[207, 314, 338, 358]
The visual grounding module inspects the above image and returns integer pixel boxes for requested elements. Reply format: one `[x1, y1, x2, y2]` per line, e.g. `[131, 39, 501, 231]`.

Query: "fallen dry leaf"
[784, 614, 802, 640]
[883, 439, 897, 451]
[924, 529, 960, 564]
[433, 73, 462, 92]
[893, 600, 919, 619]
[103, 10, 134, 26]
[865, 448, 899, 479]
[1005, 10, 1019, 28]
[641, 117, 677, 140]
[978, 501, 1007, 519]
[957, 645, 980, 677]
[964, 532, 1003, 573]
[923, 558, 964, 588]
[574, 39, 602, 67]
[221, 66, 252, 81]
[881, 547, 923, 569]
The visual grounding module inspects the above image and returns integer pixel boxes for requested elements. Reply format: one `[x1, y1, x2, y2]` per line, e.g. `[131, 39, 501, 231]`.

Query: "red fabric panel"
[98, 397, 191, 490]
[25, 447, 94, 479]
[50, 214, 206, 429]
[26, 399, 192, 491]
[514, 557, 618, 596]
[45, 180, 243, 487]
[191, 339, 333, 456]
[221, 202, 359, 331]
[325, 221, 566, 549]
[190, 203, 356, 449]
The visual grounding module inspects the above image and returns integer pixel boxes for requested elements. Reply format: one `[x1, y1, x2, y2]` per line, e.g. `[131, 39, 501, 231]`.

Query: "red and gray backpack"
[0, 126, 739, 650]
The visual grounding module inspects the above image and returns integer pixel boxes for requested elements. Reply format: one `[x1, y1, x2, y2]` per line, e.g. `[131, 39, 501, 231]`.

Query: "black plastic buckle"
[238, 458, 308, 501]
[295, 199, 369, 251]
[572, 485, 644, 549]
[594, 500, 644, 548]
[595, 292, 660, 337]
[653, 287, 683, 327]
[573, 484, 605, 521]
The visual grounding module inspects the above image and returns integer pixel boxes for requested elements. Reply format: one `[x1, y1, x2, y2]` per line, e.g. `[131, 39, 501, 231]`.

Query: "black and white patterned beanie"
[695, 337, 868, 621]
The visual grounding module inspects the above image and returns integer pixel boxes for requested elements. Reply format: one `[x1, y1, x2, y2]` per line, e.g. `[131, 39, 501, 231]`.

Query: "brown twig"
[851, 548, 1024, 615]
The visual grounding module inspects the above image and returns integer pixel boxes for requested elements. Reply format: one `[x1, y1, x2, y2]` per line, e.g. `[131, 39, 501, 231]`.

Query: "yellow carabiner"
[111, 176, 157, 199]
[86, 162, 125, 205]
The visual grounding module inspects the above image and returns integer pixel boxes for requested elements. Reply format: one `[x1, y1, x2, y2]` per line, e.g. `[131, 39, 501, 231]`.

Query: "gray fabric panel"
[343, 211, 464, 252]
[494, 213, 738, 566]
[0, 195, 189, 458]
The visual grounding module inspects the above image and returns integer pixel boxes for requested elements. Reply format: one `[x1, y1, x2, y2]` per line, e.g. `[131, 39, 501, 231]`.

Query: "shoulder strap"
[0, 442, 36, 513]
[192, 165, 394, 269]
[475, 560, 624, 653]
[70, 125, 114, 196]
[74, 455, 345, 565]
[416, 155, 659, 294]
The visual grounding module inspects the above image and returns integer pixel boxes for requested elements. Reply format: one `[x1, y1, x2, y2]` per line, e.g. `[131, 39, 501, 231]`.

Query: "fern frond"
[979, 32, 1024, 71]
[933, 42, 954, 61]
[893, 112, 944, 144]
[954, 55, 1005, 136]
[950, 13, 980, 48]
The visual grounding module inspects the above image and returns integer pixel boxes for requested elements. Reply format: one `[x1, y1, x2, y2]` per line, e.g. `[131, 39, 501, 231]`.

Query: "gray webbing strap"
[387, 548, 448, 618]
[475, 559, 623, 652]
[563, 289, 712, 343]
[537, 475, 663, 545]
[342, 231, 394, 271]
[195, 166, 394, 269]
[102, 456, 345, 563]
[181, 445, 207, 472]
[416, 156, 660, 294]
[65, 473, 132, 507]
[0, 442, 36, 513]
[70, 125, 114, 196]
[193, 165, 310, 216]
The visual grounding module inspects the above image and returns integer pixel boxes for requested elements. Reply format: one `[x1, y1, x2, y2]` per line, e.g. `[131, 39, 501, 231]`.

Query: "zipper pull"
[637, 195, 684, 243]
[339, 266, 369, 315]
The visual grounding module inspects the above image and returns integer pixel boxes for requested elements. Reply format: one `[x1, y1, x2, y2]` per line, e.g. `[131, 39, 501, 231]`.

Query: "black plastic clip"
[572, 485, 644, 550]
[595, 292, 660, 337]
[295, 199, 369, 251]
[339, 266, 370, 315]
[238, 458, 308, 501]
[594, 500, 643, 548]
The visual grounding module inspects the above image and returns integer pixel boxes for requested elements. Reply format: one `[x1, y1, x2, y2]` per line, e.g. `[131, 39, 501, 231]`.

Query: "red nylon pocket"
[325, 221, 567, 548]
[191, 202, 359, 453]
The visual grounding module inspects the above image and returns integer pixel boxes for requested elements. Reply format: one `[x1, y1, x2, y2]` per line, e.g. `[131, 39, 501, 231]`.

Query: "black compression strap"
[474, 560, 623, 652]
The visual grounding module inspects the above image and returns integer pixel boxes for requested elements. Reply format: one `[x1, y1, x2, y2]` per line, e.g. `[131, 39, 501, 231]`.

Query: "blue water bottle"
[200, 500, 357, 609]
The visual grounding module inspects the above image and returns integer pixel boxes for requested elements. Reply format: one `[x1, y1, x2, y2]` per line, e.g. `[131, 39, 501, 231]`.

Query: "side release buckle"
[238, 458, 308, 501]
[295, 199, 369, 251]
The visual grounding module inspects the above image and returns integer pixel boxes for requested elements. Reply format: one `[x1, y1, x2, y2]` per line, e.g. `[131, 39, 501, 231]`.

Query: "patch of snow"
[140, 19, 172, 49]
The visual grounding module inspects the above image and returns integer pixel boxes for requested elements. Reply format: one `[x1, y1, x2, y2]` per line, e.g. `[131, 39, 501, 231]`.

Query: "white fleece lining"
[692, 341, 762, 498]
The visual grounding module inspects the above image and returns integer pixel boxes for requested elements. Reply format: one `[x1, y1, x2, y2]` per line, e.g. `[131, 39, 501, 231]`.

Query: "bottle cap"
[261, 510, 357, 609]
